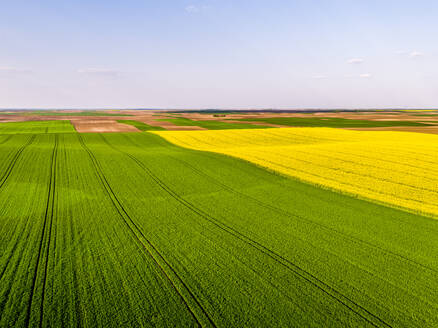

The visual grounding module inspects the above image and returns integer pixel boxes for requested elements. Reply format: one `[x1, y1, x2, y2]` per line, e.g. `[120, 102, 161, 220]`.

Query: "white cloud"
[344, 73, 372, 79]
[185, 5, 200, 13]
[77, 68, 121, 77]
[185, 4, 210, 14]
[312, 75, 327, 79]
[396, 50, 424, 58]
[409, 51, 423, 58]
[347, 58, 364, 64]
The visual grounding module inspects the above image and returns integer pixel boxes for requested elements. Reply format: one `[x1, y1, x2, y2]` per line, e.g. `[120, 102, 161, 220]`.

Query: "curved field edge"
[152, 128, 438, 219]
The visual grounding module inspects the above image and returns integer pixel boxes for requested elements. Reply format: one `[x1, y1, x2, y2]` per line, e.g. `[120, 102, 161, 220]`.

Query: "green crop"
[0, 120, 76, 134]
[233, 116, 432, 127]
[0, 130, 437, 327]
[158, 117, 272, 130]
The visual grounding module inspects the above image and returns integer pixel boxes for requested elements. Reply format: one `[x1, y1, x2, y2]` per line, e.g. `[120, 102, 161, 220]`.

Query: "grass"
[0, 129, 437, 327]
[0, 120, 76, 134]
[117, 119, 166, 131]
[158, 117, 272, 130]
[233, 116, 431, 127]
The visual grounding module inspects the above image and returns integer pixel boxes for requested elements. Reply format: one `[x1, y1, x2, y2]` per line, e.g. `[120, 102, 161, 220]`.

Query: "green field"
[0, 120, 76, 134]
[0, 122, 437, 327]
[410, 113, 438, 117]
[117, 120, 166, 131]
[234, 116, 431, 127]
[158, 117, 272, 129]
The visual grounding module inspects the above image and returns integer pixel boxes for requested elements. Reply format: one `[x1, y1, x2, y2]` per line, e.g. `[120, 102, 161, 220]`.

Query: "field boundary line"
[77, 134, 215, 328]
[103, 134, 391, 328]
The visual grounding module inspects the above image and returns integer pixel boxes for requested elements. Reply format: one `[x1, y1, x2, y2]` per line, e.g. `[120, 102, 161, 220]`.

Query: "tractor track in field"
[188, 148, 438, 231]
[0, 135, 13, 145]
[77, 134, 215, 328]
[101, 135, 391, 328]
[125, 133, 438, 275]
[0, 135, 36, 191]
[0, 135, 37, 282]
[166, 152, 438, 275]
[25, 134, 58, 328]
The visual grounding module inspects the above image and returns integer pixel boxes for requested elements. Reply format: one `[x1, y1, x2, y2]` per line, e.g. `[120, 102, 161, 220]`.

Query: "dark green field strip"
[158, 118, 272, 130]
[116, 120, 166, 131]
[410, 113, 438, 116]
[232, 117, 430, 127]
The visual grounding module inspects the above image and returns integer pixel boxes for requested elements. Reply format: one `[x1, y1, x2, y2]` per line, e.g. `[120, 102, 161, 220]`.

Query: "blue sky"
[1, 0, 437, 109]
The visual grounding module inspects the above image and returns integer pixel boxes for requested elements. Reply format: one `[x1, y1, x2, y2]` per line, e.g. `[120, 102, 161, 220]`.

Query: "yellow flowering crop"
[154, 128, 438, 218]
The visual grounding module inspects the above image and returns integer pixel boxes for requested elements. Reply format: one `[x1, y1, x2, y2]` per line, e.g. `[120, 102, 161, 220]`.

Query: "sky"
[1, 0, 437, 109]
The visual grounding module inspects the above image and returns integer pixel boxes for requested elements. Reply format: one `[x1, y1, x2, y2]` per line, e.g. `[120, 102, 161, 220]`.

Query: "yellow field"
[155, 128, 438, 217]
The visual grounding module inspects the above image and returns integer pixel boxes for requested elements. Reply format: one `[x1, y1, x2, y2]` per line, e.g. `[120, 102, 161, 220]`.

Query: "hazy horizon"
[1, 107, 438, 111]
[1, 1, 437, 108]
